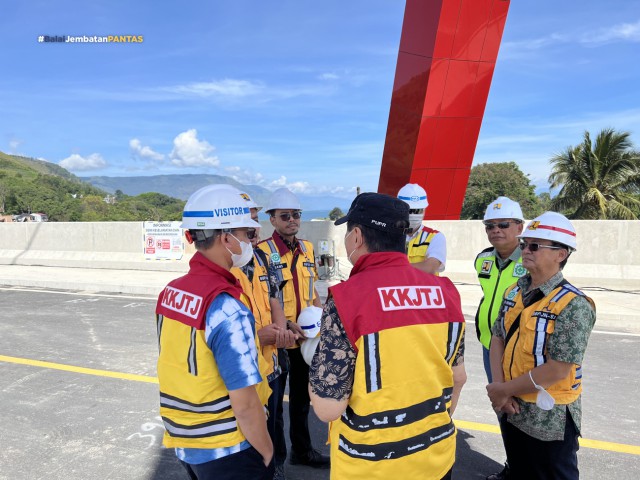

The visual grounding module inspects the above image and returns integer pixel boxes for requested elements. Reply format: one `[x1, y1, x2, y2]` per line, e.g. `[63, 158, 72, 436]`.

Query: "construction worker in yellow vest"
[156, 185, 274, 479]
[476, 196, 525, 480]
[398, 183, 466, 414]
[230, 191, 298, 480]
[309, 192, 464, 480]
[256, 187, 329, 470]
[487, 212, 595, 480]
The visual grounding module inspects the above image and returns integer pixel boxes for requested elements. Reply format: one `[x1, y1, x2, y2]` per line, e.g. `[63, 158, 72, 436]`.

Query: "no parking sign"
[143, 221, 184, 260]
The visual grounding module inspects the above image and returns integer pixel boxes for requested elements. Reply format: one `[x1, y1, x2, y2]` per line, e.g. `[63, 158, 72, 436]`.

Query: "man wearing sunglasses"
[231, 192, 299, 480]
[487, 212, 595, 480]
[257, 187, 328, 470]
[156, 185, 274, 479]
[476, 196, 525, 480]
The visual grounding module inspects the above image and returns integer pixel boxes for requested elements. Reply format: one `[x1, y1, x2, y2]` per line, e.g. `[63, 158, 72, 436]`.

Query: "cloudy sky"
[1, 0, 639, 197]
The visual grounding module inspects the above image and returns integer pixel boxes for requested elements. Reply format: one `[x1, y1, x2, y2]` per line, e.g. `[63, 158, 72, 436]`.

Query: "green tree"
[461, 162, 542, 219]
[328, 207, 344, 221]
[549, 129, 640, 219]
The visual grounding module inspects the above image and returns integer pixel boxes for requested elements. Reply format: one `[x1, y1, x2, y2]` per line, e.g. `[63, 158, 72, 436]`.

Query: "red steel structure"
[378, 0, 511, 219]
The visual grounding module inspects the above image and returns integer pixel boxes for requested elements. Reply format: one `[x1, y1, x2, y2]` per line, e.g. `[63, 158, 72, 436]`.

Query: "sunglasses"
[277, 211, 302, 221]
[409, 209, 424, 215]
[231, 228, 257, 240]
[484, 221, 519, 230]
[519, 242, 563, 252]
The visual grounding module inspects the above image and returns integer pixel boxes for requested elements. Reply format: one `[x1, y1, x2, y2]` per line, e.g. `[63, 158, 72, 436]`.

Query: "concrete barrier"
[0, 220, 638, 287]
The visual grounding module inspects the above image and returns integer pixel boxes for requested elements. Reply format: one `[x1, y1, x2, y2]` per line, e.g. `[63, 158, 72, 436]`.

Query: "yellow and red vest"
[501, 281, 595, 404]
[474, 247, 526, 349]
[257, 235, 317, 347]
[328, 252, 464, 479]
[156, 252, 271, 449]
[232, 250, 280, 382]
[407, 226, 439, 265]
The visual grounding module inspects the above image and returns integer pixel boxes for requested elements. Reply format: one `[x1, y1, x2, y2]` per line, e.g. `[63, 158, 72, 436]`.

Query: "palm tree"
[548, 128, 640, 219]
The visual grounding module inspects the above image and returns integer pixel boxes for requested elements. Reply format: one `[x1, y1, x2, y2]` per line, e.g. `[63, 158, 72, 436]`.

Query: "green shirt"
[492, 271, 596, 441]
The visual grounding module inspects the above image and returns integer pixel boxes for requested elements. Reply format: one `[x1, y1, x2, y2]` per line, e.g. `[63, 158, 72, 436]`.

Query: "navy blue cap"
[334, 192, 410, 234]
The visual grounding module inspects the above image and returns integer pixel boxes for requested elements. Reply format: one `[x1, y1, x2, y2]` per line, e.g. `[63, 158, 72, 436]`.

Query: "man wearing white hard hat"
[487, 212, 596, 480]
[398, 183, 466, 414]
[230, 191, 298, 480]
[257, 187, 327, 469]
[397, 183, 446, 274]
[156, 185, 274, 479]
[309, 192, 465, 479]
[476, 196, 525, 480]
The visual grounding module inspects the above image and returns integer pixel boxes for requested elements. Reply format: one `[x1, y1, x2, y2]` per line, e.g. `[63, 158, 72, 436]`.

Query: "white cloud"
[170, 129, 219, 168]
[224, 166, 265, 186]
[319, 72, 339, 81]
[8, 138, 22, 153]
[167, 79, 265, 98]
[581, 19, 640, 45]
[129, 138, 164, 161]
[59, 153, 107, 171]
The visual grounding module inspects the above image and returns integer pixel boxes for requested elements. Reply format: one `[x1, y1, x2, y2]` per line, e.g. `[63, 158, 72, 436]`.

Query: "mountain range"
[81, 174, 352, 211]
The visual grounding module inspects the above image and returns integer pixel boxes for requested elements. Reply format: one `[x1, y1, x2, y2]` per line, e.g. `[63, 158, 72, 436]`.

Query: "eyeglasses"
[519, 242, 563, 252]
[231, 228, 257, 240]
[276, 211, 302, 221]
[484, 221, 519, 230]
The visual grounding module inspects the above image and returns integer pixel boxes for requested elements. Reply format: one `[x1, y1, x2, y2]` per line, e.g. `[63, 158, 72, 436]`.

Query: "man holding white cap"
[487, 212, 596, 479]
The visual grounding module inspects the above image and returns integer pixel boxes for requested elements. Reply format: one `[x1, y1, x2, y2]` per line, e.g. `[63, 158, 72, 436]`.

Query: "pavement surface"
[0, 264, 639, 479]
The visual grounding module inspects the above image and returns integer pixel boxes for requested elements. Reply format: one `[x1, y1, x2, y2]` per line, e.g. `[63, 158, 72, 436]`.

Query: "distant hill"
[81, 174, 353, 212]
[0, 152, 81, 182]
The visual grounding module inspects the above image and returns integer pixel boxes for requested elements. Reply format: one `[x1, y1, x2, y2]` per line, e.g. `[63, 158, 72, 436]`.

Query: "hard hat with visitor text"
[181, 184, 261, 230]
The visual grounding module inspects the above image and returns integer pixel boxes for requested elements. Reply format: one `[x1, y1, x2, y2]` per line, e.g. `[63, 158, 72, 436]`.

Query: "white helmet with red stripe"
[518, 211, 577, 251]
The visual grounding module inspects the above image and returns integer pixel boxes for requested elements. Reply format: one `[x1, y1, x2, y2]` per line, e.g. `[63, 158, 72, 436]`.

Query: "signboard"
[143, 221, 184, 260]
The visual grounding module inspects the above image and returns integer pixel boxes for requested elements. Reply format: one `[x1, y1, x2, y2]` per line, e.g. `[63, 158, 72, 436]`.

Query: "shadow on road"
[453, 428, 503, 479]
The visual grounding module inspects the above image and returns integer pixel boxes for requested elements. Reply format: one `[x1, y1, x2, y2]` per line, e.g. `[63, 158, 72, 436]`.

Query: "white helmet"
[298, 306, 323, 366]
[484, 196, 524, 222]
[181, 184, 261, 230]
[211, 184, 263, 212]
[397, 183, 428, 209]
[266, 187, 301, 213]
[518, 211, 577, 251]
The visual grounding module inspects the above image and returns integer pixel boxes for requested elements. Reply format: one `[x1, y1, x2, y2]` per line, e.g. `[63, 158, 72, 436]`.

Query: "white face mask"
[409, 213, 424, 234]
[529, 371, 555, 410]
[227, 234, 254, 268]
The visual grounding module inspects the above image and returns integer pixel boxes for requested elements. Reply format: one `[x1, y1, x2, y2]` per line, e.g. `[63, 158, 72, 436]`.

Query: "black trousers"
[500, 413, 579, 480]
[180, 446, 274, 480]
[267, 350, 289, 466]
[286, 347, 313, 455]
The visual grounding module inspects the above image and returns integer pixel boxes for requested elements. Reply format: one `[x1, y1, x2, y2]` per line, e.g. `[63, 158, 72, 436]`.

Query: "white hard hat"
[212, 184, 263, 212]
[297, 306, 322, 339]
[484, 196, 524, 222]
[518, 211, 577, 251]
[266, 187, 301, 213]
[181, 184, 261, 230]
[397, 183, 428, 209]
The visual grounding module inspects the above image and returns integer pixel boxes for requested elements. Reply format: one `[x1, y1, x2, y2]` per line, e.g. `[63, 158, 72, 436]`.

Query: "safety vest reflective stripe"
[337, 421, 456, 461]
[160, 392, 232, 414]
[533, 318, 550, 367]
[156, 314, 163, 352]
[445, 322, 462, 364]
[161, 416, 237, 438]
[363, 332, 381, 393]
[341, 387, 453, 432]
[187, 327, 197, 375]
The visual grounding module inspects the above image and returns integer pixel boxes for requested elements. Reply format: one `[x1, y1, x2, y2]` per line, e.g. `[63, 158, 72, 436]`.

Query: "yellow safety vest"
[501, 282, 595, 404]
[232, 251, 280, 382]
[157, 311, 271, 449]
[474, 248, 526, 349]
[407, 226, 439, 265]
[257, 237, 317, 331]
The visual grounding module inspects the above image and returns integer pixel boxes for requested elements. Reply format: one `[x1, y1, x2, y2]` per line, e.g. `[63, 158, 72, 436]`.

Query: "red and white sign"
[143, 221, 184, 260]
[377, 285, 446, 311]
